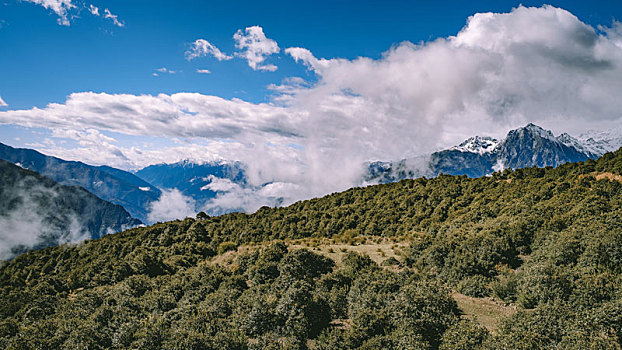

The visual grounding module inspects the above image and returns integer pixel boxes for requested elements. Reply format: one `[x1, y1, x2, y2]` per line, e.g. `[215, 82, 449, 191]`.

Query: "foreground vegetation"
[2, 149, 622, 349]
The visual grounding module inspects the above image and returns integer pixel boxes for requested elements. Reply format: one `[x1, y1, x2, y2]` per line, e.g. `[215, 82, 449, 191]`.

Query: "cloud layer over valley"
[3, 5, 622, 214]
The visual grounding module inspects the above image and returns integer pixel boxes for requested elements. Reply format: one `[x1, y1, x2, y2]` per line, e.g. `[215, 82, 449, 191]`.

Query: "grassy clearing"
[210, 236, 409, 270]
[452, 292, 517, 333]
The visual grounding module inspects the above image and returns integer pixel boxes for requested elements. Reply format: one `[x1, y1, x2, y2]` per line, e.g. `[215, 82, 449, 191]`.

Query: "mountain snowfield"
[577, 128, 622, 156]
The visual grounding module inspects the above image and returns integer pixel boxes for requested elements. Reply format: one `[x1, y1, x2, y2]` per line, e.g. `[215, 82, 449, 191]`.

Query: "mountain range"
[0, 159, 141, 259]
[1, 123, 620, 229]
[365, 123, 619, 182]
[135, 160, 247, 211]
[0, 123, 621, 259]
[0, 142, 161, 223]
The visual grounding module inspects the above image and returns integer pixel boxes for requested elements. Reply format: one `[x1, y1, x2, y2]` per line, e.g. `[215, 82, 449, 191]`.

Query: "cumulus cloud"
[148, 189, 197, 222]
[234, 26, 280, 71]
[197, 69, 211, 74]
[3, 5, 622, 213]
[23, 0, 76, 26]
[186, 39, 233, 61]
[0, 96, 7, 107]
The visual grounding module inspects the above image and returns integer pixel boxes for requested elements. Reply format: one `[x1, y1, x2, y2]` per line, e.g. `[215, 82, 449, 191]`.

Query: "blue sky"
[1, 0, 621, 109]
[2, 0, 622, 214]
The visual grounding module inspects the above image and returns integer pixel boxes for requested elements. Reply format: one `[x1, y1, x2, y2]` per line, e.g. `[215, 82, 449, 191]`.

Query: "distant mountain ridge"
[0, 142, 161, 223]
[135, 160, 247, 211]
[0, 159, 141, 259]
[367, 123, 607, 182]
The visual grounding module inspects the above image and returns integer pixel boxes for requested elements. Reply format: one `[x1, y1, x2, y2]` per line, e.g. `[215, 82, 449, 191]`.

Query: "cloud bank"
[3, 5, 622, 213]
[147, 189, 197, 223]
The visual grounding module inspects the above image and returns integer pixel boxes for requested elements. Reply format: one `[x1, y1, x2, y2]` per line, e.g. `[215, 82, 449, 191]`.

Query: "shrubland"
[2, 149, 622, 349]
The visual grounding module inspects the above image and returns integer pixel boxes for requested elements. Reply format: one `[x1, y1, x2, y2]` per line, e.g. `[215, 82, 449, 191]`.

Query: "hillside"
[0, 142, 161, 223]
[0, 159, 141, 260]
[1, 149, 622, 348]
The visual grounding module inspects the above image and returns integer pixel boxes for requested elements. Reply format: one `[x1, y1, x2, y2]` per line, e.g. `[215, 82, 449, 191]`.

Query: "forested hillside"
[0, 159, 141, 260]
[2, 149, 622, 349]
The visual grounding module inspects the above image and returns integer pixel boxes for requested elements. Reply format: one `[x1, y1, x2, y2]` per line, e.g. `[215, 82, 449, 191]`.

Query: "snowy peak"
[519, 123, 557, 141]
[450, 136, 499, 155]
[556, 132, 599, 157]
[578, 128, 622, 156]
[496, 124, 590, 170]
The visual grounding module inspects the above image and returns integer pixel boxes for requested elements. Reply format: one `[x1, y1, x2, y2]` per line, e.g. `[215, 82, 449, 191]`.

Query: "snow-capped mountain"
[449, 136, 499, 155]
[494, 123, 591, 171]
[577, 128, 622, 156]
[556, 133, 599, 158]
[366, 123, 612, 182]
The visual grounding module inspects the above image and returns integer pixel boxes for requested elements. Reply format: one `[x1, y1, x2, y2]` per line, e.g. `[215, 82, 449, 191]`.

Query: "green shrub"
[217, 241, 238, 255]
[457, 275, 492, 298]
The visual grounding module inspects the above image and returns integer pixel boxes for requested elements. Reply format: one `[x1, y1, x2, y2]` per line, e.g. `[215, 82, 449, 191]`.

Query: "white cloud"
[23, 0, 76, 26]
[0, 180, 91, 260]
[103, 8, 124, 27]
[233, 26, 280, 71]
[148, 189, 196, 222]
[0, 96, 7, 107]
[23, 0, 123, 27]
[88, 4, 99, 16]
[0, 92, 298, 141]
[3, 5, 622, 214]
[201, 176, 305, 215]
[285, 47, 332, 72]
[186, 39, 233, 61]
[154, 67, 176, 75]
[197, 69, 211, 74]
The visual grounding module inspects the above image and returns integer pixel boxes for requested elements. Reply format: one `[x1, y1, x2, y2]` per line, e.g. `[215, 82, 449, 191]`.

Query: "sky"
[2, 0, 622, 214]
